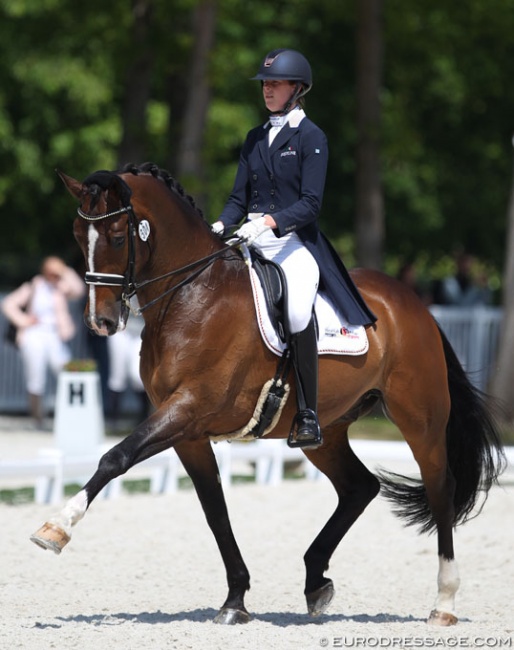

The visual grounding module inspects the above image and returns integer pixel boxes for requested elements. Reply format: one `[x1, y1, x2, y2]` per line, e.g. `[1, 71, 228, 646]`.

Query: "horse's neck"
[135, 202, 230, 317]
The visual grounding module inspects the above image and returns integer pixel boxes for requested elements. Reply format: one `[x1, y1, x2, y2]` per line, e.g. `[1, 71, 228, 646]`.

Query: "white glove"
[211, 221, 225, 236]
[236, 217, 270, 245]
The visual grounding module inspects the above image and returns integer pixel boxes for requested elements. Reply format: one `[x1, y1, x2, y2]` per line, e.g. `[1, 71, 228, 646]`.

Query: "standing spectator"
[432, 251, 492, 306]
[86, 331, 110, 416]
[106, 298, 149, 431]
[1, 256, 85, 429]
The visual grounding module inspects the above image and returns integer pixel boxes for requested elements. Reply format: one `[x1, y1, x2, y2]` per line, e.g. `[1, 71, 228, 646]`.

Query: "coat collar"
[259, 108, 306, 162]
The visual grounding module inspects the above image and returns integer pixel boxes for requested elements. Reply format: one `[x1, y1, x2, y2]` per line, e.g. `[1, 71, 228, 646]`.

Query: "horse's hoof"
[213, 607, 251, 625]
[428, 609, 458, 626]
[306, 580, 335, 617]
[30, 523, 70, 555]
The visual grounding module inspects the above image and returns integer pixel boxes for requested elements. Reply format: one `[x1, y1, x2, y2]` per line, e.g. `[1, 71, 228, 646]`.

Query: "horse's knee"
[97, 446, 133, 479]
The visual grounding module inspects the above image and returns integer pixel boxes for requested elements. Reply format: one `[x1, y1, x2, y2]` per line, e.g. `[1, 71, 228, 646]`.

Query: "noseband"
[77, 201, 242, 316]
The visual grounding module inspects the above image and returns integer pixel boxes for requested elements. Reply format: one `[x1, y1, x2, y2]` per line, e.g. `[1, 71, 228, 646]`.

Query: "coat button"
[252, 204, 258, 209]
[269, 204, 275, 210]
[253, 174, 258, 180]
[270, 189, 275, 196]
[253, 191, 258, 197]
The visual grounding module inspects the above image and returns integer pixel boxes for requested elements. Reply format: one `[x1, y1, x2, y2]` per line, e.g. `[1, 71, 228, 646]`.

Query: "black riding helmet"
[251, 49, 313, 113]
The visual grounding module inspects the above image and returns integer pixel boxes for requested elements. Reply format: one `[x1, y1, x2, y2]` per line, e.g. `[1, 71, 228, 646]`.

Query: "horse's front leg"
[29, 408, 252, 625]
[30, 402, 195, 554]
[174, 439, 251, 624]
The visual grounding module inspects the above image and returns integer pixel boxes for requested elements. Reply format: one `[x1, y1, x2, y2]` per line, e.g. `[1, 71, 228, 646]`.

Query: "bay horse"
[31, 162, 505, 626]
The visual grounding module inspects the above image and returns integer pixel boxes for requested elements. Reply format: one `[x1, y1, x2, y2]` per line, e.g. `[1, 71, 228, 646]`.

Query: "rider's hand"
[236, 217, 270, 245]
[211, 221, 225, 236]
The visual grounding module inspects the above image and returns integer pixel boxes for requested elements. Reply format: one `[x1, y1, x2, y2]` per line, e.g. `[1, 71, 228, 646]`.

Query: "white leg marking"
[434, 557, 460, 615]
[48, 490, 89, 539]
[88, 224, 99, 321]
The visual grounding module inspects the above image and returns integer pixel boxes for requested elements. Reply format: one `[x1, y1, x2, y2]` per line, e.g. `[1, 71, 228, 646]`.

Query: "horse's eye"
[112, 236, 126, 249]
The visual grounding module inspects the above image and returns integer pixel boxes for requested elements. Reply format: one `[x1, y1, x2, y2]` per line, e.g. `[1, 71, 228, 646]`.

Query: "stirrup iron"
[287, 408, 322, 449]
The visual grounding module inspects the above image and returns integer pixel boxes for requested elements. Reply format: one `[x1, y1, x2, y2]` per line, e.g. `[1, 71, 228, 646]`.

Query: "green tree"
[382, 0, 514, 266]
[1, 0, 514, 295]
[0, 0, 125, 283]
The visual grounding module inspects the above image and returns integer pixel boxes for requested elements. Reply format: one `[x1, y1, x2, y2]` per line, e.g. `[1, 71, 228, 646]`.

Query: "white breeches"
[107, 329, 144, 393]
[19, 325, 71, 396]
[252, 223, 319, 334]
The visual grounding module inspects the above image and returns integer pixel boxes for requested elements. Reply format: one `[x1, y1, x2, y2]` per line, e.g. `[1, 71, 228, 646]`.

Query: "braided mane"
[121, 162, 205, 220]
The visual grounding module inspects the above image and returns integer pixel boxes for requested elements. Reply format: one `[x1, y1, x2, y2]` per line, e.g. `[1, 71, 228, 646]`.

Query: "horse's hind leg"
[302, 421, 380, 616]
[383, 388, 459, 626]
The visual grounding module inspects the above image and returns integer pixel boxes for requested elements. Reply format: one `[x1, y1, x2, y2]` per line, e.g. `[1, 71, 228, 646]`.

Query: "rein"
[78, 203, 243, 315]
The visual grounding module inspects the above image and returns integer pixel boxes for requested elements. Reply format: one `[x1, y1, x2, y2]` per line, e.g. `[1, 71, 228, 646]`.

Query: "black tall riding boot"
[288, 318, 322, 449]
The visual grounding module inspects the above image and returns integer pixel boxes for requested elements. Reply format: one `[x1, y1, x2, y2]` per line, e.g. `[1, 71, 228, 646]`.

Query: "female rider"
[212, 49, 376, 447]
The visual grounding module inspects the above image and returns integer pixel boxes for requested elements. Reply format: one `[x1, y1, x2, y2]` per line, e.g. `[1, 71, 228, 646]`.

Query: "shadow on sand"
[33, 608, 432, 629]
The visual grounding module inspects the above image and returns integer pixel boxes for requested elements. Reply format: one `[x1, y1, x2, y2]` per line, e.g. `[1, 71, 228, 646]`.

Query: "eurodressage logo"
[318, 637, 513, 648]
[281, 147, 297, 157]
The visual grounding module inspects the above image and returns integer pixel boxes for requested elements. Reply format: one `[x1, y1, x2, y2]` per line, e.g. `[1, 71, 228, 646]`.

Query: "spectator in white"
[1, 256, 85, 429]
[106, 297, 149, 430]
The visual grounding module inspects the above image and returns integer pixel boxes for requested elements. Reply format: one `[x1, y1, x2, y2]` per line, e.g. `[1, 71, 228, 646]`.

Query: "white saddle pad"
[247, 256, 368, 357]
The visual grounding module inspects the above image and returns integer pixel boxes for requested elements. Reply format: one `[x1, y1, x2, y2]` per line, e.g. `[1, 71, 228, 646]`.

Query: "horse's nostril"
[98, 317, 116, 332]
[85, 315, 116, 336]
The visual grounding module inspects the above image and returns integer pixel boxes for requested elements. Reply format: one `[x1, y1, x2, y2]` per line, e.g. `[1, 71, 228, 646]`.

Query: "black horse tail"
[378, 326, 507, 534]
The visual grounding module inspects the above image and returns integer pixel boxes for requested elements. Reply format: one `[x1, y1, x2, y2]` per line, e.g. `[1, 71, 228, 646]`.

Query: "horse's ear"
[56, 169, 84, 201]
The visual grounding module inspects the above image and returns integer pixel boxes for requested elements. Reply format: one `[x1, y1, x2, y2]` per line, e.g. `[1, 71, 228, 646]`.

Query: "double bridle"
[78, 203, 242, 316]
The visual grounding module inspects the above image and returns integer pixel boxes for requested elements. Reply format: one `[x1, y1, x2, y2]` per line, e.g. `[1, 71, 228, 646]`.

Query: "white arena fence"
[0, 437, 512, 505]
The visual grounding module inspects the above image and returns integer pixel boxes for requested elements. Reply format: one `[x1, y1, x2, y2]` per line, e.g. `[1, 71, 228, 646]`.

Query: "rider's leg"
[290, 316, 322, 445]
[253, 232, 321, 447]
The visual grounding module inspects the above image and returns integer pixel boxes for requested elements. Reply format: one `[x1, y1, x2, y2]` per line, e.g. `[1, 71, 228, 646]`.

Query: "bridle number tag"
[139, 220, 150, 241]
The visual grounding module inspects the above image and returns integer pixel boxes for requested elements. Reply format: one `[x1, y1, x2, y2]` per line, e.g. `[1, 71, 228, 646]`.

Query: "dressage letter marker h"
[68, 382, 85, 405]
[54, 371, 105, 457]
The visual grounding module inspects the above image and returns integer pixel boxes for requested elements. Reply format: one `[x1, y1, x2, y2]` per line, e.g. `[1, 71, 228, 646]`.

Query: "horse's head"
[60, 163, 222, 337]
[59, 167, 148, 336]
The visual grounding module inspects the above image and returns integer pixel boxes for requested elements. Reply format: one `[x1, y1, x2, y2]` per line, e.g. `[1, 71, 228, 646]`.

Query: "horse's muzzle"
[85, 313, 125, 337]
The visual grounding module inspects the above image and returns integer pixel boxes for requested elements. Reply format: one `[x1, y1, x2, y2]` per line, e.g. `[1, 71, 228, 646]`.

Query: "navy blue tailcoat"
[219, 115, 376, 327]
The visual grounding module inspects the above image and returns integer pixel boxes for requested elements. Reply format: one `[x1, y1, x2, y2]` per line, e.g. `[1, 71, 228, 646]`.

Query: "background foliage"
[1, 0, 513, 296]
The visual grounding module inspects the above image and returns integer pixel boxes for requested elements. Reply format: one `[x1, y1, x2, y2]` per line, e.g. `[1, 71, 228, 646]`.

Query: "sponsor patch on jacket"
[281, 146, 297, 157]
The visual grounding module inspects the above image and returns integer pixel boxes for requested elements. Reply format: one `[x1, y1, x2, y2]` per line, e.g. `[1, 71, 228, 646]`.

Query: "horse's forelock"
[82, 170, 133, 209]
